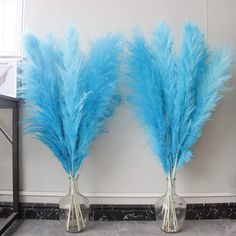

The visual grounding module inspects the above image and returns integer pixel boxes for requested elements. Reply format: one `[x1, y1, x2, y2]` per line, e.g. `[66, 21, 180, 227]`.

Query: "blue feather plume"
[20, 28, 122, 177]
[128, 22, 232, 176]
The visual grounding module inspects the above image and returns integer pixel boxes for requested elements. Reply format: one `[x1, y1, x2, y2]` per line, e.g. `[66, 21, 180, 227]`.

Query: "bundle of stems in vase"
[127, 22, 232, 233]
[21, 28, 122, 232]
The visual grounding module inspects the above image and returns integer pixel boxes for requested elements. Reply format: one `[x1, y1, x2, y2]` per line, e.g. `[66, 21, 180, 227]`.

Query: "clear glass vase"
[59, 175, 90, 233]
[155, 177, 186, 233]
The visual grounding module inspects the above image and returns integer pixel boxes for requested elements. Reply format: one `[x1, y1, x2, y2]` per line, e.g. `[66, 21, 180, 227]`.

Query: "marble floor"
[2, 219, 236, 236]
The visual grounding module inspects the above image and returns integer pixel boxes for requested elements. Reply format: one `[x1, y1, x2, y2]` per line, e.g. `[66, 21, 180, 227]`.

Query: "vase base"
[160, 227, 182, 234]
[65, 228, 86, 233]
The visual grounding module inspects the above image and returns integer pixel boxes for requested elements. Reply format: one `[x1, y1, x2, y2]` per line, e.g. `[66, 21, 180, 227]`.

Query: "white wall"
[1, 0, 236, 204]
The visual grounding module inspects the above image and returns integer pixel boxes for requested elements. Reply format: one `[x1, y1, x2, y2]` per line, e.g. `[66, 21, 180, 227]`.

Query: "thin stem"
[71, 178, 81, 231]
[66, 188, 73, 231]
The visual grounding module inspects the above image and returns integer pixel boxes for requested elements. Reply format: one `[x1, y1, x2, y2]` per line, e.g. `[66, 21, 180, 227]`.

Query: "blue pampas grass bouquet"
[127, 22, 232, 233]
[20, 27, 122, 232]
[21, 28, 122, 177]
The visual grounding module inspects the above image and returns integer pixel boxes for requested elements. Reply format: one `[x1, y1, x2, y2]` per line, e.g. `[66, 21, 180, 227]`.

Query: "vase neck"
[69, 175, 79, 194]
[165, 176, 176, 194]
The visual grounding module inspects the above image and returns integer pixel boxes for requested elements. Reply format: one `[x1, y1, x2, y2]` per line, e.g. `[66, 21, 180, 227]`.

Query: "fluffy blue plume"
[128, 22, 232, 176]
[20, 28, 122, 176]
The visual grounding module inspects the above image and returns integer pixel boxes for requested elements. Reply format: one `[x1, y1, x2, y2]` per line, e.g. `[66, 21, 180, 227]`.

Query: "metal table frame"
[0, 95, 19, 235]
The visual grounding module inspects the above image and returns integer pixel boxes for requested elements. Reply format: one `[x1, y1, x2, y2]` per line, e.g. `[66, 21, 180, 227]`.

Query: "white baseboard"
[0, 191, 236, 204]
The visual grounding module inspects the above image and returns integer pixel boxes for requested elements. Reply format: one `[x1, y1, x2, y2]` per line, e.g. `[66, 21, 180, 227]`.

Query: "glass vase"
[155, 177, 186, 233]
[59, 175, 90, 233]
